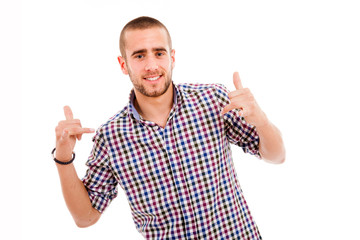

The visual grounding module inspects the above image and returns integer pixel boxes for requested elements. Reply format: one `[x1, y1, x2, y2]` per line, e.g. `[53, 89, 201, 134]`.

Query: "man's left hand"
[221, 72, 269, 127]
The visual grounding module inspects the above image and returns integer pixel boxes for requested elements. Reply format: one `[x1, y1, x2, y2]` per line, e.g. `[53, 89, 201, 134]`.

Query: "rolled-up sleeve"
[214, 84, 261, 158]
[82, 130, 118, 213]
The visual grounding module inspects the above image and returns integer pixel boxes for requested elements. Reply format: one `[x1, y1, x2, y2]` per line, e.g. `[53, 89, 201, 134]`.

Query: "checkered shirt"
[82, 83, 262, 239]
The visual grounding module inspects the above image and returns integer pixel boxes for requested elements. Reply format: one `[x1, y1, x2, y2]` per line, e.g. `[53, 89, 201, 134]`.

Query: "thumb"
[233, 72, 243, 90]
[64, 106, 74, 120]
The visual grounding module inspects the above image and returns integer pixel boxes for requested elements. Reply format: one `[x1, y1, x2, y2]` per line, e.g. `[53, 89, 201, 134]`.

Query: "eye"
[156, 52, 164, 57]
[135, 54, 144, 59]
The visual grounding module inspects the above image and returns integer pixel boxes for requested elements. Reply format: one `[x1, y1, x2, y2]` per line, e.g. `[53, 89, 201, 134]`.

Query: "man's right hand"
[55, 106, 95, 162]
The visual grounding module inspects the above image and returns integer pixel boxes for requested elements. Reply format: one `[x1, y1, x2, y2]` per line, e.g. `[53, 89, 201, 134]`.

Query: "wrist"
[253, 111, 270, 128]
[52, 148, 75, 165]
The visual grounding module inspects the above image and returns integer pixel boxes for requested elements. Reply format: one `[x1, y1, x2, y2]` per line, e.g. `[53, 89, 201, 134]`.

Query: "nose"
[144, 56, 159, 71]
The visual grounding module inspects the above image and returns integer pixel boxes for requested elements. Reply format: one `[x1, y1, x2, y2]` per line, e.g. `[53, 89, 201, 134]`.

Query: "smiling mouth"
[144, 75, 162, 81]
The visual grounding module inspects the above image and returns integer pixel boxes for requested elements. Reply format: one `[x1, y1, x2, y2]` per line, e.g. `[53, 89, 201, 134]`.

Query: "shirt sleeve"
[82, 129, 118, 213]
[214, 84, 261, 158]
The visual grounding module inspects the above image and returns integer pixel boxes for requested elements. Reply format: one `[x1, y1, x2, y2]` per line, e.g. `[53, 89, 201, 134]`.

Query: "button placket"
[163, 121, 199, 239]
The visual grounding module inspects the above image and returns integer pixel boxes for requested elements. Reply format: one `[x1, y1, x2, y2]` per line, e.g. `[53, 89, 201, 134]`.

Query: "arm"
[221, 72, 286, 164]
[54, 106, 100, 227]
[56, 164, 101, 227]
[251, 117, 285, 164]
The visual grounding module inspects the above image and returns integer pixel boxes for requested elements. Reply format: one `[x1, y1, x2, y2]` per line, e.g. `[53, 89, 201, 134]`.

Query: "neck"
[133, 83, 174, 128]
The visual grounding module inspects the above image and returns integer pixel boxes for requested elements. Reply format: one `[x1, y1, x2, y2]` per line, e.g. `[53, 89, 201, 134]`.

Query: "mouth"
[144, 74, 162, 82]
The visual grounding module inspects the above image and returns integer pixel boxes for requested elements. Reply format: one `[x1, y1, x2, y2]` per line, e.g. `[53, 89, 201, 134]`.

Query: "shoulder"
[177, 83, 229, 103]
[177, 83, 229, 97]
[177, 83, 227, 92]
[95, 106, 130, 137]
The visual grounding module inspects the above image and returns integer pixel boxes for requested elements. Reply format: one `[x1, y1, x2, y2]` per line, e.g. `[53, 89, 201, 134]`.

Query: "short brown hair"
[119, 16, 172, 58]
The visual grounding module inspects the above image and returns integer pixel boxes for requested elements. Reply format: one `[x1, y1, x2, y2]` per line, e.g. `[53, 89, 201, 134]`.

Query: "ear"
[170, 49, 175, 70]
[117, 56, 129, 75]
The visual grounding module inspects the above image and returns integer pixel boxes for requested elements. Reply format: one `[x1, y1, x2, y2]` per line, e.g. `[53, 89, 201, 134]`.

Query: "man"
[54, 16, 285, 239]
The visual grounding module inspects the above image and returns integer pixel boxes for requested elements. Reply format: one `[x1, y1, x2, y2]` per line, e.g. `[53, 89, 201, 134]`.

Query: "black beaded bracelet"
[51, 148, 75, 165]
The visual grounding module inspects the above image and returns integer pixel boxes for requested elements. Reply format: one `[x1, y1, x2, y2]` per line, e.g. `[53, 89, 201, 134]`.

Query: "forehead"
[123, 27, 170, 52]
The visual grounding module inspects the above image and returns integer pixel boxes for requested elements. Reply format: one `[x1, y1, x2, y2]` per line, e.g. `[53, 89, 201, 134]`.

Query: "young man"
[54, 16, 285, 239]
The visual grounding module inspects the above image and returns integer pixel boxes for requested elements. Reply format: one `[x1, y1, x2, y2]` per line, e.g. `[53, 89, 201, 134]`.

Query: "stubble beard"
[129, 70, 172, 98]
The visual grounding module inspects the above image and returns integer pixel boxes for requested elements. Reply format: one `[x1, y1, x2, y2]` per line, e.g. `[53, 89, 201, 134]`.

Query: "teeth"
[145, 76, 161, 81]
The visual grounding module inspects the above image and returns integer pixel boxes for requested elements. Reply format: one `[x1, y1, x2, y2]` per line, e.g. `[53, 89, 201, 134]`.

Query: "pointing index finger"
[64, 106, 74, 120]
[233, 72, 243, 90]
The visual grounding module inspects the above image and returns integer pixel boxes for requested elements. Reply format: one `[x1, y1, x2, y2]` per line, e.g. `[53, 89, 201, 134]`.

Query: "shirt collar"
[127, 83, 182, 123]
[128, 90, 141, 121]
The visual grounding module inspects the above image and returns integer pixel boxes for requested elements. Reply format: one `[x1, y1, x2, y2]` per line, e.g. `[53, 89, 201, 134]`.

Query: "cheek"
[162, 58, 173, 71]
[126, 61, 140, 74]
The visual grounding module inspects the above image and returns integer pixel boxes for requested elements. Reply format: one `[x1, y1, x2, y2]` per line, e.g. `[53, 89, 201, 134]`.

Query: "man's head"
[119, 16, 172, 59]
[118, 16, 175, 98]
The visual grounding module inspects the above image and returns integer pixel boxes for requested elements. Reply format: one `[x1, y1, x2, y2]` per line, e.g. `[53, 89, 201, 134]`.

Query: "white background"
[2, 0, 360, 239]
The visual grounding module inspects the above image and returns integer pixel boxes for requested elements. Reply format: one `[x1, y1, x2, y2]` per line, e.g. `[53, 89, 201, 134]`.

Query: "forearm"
[56, 163, 101, 227]
[256, 119, 286, 164]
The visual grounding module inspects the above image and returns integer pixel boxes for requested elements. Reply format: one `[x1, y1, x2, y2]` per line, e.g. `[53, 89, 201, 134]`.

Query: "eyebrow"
[153, 47, 168, 52]
[131, 47, 168, 57]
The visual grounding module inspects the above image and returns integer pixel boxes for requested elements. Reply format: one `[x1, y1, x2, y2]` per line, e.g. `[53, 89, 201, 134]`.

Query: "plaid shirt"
[82, 83, 262, 239]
